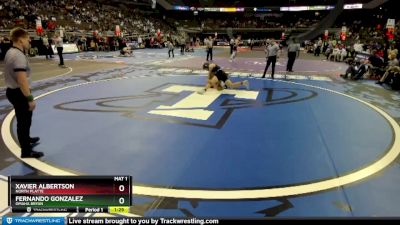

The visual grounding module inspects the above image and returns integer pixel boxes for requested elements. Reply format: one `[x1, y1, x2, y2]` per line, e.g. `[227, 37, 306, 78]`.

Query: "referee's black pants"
[207, 48, 213, 61]
[263, 55, 277, 78]
[287, 51, 297, 71]
[6, 88, 33, 153]
[57, 47, 64, 65]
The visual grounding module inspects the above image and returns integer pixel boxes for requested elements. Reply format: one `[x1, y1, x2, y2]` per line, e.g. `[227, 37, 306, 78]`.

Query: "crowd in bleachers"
[168, 11, 325, 30]
[303, 9, 400, 90]
[0, 0, 191, 59]
[202, 12, 324, 29]
[0, 0, 175, 37]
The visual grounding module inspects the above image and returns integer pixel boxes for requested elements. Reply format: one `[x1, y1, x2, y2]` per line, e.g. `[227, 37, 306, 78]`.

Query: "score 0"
[113, 176, 131, 206]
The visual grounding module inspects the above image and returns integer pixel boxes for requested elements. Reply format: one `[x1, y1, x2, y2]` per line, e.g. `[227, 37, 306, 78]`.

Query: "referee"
[262, 40, 280, 79]
[54, 33, 65, 67]
[286, 38, 300, 72]
[4, 28, 43, 158]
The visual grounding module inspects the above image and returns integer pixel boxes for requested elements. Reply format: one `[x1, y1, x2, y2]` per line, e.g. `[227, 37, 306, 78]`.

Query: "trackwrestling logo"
[54, 83, 317, 129]
[2, 217, 64, 225]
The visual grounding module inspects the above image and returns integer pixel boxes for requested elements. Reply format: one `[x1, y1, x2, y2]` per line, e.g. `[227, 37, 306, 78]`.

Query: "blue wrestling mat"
[17, 77, 393, 187]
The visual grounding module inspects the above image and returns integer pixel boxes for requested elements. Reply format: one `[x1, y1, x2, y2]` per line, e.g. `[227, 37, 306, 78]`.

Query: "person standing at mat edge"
[4, 28, 43, 158]
[206, 35, 215, 61]
[286, 37, 300, 72]
[54, 33, 65, 67]
[262, 40, 280, 79]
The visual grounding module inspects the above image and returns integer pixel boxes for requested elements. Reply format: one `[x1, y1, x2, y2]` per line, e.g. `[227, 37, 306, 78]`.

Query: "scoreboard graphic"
[8, 176, 132, 213]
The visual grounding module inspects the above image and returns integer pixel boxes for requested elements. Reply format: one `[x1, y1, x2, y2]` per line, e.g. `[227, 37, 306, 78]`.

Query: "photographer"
[340, 59, 368, 80]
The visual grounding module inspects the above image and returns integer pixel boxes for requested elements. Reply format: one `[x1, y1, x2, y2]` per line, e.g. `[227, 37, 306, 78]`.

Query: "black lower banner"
[66, 217, 400, 225]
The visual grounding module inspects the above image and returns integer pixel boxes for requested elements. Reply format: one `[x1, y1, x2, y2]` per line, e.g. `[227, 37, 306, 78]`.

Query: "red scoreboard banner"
[8, 176, 132, 213]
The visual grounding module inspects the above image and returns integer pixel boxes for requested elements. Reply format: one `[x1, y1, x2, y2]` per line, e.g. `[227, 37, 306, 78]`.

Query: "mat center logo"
[54, 83, 317, 129]
[148, 85, 258, 121]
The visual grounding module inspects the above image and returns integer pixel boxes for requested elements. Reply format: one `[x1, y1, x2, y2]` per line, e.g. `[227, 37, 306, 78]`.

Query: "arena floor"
[1, 47, 400, 217]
